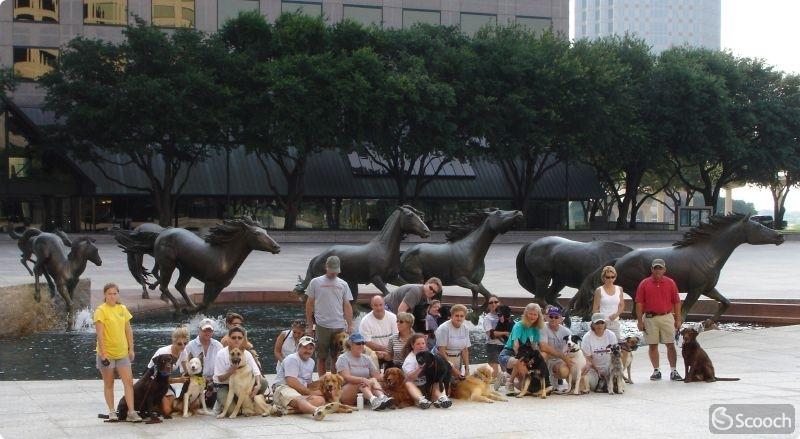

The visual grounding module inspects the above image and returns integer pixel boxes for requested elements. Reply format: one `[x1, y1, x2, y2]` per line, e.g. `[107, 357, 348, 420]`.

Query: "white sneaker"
[493, 372, 506, 391]
[555, 380, 570, 394]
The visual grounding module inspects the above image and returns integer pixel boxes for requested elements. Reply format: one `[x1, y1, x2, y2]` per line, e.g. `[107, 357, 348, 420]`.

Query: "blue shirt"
[504, 320, 541, 350]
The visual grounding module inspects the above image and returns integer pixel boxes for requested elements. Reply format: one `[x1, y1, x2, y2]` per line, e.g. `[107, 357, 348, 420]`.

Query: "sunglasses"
[230, 336, 243, 340]
[605, 275, 616, 279]
[354, 342, 366, 345]
[175, 341, 187, 346]
[488, 300, 500, 304]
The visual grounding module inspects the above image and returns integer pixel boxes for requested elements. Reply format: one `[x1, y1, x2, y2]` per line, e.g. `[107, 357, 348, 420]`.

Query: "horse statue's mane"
[672, 213, 747, 248]
[205, 216, 261, 245]
[445, 208, 497, 242]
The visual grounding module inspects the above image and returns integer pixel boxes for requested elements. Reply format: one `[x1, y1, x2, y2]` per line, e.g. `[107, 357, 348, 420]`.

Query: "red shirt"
[635, 275, 680, 314]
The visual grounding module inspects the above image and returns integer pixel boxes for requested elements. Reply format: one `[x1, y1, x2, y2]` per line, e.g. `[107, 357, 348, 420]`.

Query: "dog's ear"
[188, 352, 194, 361]
[563, 335, 569, 341]
[199, 351, 204, 363]
[336, 374, 345, 386]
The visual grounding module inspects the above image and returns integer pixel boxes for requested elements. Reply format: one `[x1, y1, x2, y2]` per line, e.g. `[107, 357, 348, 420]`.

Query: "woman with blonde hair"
[94, 283, 140, 422]
[147, 325, 190, 416]
[592, 265, 625, 340]
[386, 312, 415, 367]
[497, 303, 573, 395]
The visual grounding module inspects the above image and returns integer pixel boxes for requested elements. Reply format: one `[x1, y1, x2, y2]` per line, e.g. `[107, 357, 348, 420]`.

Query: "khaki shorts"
[273, 385, 303, 410]
[316, 326, 344, 365]
[644, 314, 675, 345]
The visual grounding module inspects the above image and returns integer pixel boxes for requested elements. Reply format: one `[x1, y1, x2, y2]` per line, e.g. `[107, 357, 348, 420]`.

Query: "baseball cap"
[199, 318, 215, 331]
[591, 313, 606, 324]
[298, 335, 316, 347]
[651, 258, 666, 269]
[349, 333, 366, 345]
[546, 306, 563, 317]
[325, 255, 341, 273]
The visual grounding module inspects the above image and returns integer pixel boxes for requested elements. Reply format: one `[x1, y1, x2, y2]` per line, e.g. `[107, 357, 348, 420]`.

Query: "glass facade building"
[573, 0, 721, 53]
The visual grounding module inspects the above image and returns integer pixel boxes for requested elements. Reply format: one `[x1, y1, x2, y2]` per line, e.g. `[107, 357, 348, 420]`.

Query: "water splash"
[72, 308, 94, 332]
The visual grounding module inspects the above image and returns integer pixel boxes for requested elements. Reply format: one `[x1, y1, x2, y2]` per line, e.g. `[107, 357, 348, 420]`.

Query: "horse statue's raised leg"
[56, 282, 75, 332]
[684, 288, 730, 324]
[370, 275, 391, 296]
[32, 264, 43, 302]
[20, 256, 35, 276]
[453, 276, 491, 312]
[156, 264, 185, 315]
[173, 271, 199, 313]
[198, 283, 225, 312]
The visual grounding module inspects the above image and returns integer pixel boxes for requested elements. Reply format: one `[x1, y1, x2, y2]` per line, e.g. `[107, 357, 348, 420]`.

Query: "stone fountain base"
[0, 278, 91, 338]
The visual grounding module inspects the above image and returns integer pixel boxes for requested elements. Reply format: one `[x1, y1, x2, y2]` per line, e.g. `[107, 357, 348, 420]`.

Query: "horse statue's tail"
[293, 260, 316, 296]
[569, 259, 618, 319]
[7, 224, 24, 240]
[113, 229, 159, 255]
[515, 243, 537, 295]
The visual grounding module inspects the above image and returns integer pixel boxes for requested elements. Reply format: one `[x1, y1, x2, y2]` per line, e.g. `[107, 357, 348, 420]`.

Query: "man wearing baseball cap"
[273, 335, 338, 421]
[543, 306, 572, 394]
[305, 255, 354, 377]
[635, 258, 682, 381]
[184, 318, 224, 408]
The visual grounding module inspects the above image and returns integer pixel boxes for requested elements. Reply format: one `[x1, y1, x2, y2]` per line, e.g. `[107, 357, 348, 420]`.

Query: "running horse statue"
[397, 208, 523, 310]
[8, 226, 73, 276]
[570, 213, 784, 323]
[114, 223, 166, 299]
[31, 234, 102, 331]
[118, 216, 280, 314]
[516, 237, 633, 307]
[294, 205, 430, 302]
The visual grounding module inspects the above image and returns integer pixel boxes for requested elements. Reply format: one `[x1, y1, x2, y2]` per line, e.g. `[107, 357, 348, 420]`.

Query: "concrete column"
[724, 186, 733, 214]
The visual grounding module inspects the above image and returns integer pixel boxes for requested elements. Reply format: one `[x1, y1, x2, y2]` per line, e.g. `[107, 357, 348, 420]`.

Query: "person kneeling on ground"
[273, 336, 338, 421]
[581, 313, 618, 392]
[336, 333, 394, 410]
[401, 333, 452, 409]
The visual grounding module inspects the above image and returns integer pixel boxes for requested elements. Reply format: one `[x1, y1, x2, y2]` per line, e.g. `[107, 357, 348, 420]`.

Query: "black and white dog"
[564, 335, 589, 395]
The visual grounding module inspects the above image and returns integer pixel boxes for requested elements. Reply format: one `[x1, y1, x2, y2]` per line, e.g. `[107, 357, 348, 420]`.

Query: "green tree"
[573, 35, 657, 229]
[0, 68, 17, 100]
[40, 21, 230, 226]
[467, 27, 584, 214]
[351, 25, 471, 204]
[747, 74, 800, 228]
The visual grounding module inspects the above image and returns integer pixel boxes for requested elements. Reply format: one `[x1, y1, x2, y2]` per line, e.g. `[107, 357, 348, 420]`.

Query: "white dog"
[564, 335, 589, 395]
[180, 353, 211, 417]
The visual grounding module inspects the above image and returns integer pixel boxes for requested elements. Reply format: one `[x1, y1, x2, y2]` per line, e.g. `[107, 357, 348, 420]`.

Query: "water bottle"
[356, 393, 364, 410]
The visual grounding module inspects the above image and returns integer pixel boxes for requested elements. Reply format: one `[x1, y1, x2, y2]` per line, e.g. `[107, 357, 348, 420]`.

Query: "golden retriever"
[308, 372, 357, 413]
[383, 367, 416, 408]
[452, 365, 508, 403]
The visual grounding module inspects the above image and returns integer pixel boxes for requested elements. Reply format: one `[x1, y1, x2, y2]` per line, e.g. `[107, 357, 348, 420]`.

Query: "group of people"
[94, 255, 684, 422]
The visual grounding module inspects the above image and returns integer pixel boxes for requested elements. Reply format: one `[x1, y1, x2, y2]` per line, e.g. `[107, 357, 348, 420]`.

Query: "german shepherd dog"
[680, 327, 740, 383]
[416, 351, 452, 398]
[515, 343, 547, 399]
[117, 354, 173, 423]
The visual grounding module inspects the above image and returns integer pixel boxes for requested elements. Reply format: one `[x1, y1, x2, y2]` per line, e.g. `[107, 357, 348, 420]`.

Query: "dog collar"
[618, 343, 632, 352]
[158, 371, 171, 377]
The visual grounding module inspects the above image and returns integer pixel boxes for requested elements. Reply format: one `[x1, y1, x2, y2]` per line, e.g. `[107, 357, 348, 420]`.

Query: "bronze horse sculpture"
[118, 217, 280, 314]
[8, 227, 73, 276]
[32, 235, 102, 330]
[397, 208, 523, 310]
[570, 213, 784, 323]
[516, 237, 633, 307]
[114, 223, 166, 299]
[294, 205, 430, 302]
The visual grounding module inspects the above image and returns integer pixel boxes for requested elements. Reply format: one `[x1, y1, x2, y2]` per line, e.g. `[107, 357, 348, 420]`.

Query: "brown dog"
[217, 347, 270, 419]
[332, 332, 380, 371]
[383, 368, 415, 408]
[308, 372, 356, 413]
[680, 327, 740, 383]
[452, 365, 508, 403]
[619, 336, 640, 384]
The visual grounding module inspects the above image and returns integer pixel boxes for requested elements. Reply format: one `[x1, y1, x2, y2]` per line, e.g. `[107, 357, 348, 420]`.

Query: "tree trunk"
[615, 197, 631, 230]
[157, 193, 173, 227]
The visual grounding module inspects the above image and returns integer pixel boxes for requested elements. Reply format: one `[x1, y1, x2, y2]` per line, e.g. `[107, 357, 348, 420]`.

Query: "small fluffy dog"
[333, 331, 380, 371]
[619, 336, 640, 384]
[174, 353, 211, 417]
[516, 344, 547, 399]
[416, 351, 452, 398]
[383, 368, 415, 408]
[680, 326, 740, 383]
[563, 335, 589, 395]
[217, 347, 270, 419]
[607, 344, 625, 395]
[452, 365, 508, 403]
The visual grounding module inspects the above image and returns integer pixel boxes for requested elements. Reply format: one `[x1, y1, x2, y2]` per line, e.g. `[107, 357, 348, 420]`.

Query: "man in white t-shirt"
[212, 327, 265, 414]
[273, 336, 338, 421]
[581, 313, 619, 392]
[184, 318, 224, 408]
[359, 295, 397, 365]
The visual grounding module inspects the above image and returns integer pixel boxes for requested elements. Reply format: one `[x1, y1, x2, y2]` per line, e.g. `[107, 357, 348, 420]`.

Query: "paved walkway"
[1, 325, 798, 439]
[0, 237, 798, 301]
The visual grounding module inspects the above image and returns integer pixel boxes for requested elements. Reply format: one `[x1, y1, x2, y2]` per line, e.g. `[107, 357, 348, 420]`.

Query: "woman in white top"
[592, 265, 625, 340]
[273, 319, 306, 379]
[147, 326, 190, 416]
[434, 304, 471, 379]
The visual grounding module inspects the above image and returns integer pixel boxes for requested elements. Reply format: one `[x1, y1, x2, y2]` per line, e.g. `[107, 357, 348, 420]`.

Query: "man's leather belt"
[645, 312, 669, 317]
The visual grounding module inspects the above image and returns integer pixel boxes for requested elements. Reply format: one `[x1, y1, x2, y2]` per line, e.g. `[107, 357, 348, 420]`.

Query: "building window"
[84, 0, 127, 25]
[152, 0, 195, 28]
[218, 0, 259, 27]
[281, 1, 322, 17]
[13, 47, 58, 80]
[516, 16, 551, 33]
[343, 5, 382, 27]
[402, 9, 440, 28]
[8, 157, 29, 179]
[13, 0, 59, 23]
[460, 13, 496, 37]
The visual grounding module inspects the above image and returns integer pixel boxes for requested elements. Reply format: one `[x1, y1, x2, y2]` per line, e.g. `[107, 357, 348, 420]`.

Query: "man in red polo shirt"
[635, 258, 683, 381]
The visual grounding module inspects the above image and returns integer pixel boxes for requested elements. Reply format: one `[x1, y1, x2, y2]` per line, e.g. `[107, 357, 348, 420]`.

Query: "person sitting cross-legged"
[335, 333, 394, 411]
[272, 336, 338, 421]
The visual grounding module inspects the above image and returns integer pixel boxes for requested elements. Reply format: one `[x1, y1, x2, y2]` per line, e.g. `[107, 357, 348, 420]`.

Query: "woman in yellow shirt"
[94, 283, 140, 422]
